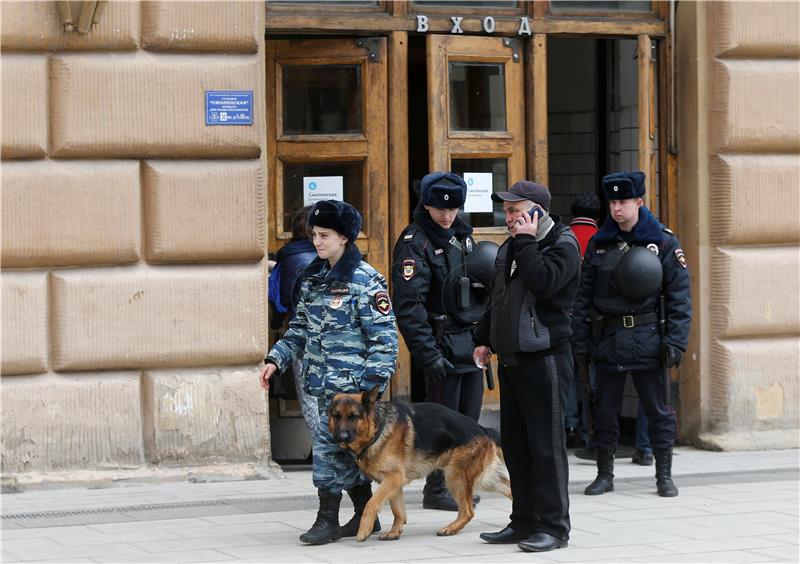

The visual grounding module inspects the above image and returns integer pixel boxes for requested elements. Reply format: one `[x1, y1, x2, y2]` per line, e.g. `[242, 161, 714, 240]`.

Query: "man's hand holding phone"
[512, 205, 541, 238]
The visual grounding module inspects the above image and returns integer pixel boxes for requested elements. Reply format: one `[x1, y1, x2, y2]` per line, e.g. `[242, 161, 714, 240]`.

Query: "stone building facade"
[1, 1, 797, 484]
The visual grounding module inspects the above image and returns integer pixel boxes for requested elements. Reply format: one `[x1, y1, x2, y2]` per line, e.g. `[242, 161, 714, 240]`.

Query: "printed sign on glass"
[463, 172, 493, 213]
[304, 176, 344, 206]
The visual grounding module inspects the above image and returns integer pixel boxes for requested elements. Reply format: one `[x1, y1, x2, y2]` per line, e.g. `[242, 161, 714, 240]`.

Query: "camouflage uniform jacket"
[266, 243, 397, 398]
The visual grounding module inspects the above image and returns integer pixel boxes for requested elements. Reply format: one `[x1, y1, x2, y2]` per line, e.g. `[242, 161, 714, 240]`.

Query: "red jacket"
[570, 217, 598, 258]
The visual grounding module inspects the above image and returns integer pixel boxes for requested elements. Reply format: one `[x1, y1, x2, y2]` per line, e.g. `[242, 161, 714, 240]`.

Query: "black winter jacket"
[476, 217, 581, 362]
[571, 207, 692, 372]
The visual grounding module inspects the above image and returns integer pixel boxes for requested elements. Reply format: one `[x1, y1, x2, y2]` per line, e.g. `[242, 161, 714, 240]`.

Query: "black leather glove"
[423, 357, 455, 384]
[664, 344, 683, 368]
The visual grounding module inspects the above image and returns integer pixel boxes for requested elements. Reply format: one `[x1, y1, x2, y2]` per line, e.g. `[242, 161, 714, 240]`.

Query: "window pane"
[450, 159, 508, 228]
[449, 63, 506, 132]
[550, 1, 651, 12]
[283, 66, 362, 135]
[414, 0, 517, 7]
[282, 162, 364, 234]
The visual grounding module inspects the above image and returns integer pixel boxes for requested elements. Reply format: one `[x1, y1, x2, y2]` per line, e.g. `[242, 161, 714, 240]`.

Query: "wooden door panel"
[267, 38, 388, 277]
[426, 35, 528, 408]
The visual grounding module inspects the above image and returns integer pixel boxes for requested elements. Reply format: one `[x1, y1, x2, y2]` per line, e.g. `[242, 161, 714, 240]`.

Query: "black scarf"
[303, 242, 363, 283]
[413, 204, 473, 249]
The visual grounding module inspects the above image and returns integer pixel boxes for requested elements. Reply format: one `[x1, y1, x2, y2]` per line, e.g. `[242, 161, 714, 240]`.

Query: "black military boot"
[584, 448, 615, 495]
[423, 470, 459, 511]
[340, 483, 381, 537]
[299, 489, 343, 545]
[654, 447, 679, 497]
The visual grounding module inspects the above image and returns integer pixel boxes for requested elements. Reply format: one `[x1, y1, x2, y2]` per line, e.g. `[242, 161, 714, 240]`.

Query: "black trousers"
[499, 350, 572, 540]
[425, 368, 482, 422]
[594, 367, 677, 450]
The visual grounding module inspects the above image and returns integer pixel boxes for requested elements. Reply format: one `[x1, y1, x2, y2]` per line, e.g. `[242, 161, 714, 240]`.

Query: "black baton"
[484, 362, 495, 391]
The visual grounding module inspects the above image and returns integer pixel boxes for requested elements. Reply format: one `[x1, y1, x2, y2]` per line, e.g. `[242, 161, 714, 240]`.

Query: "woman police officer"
[259, 200, 398, 545]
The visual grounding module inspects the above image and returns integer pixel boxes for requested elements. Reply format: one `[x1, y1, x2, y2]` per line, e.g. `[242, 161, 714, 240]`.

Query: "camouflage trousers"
[312, 397, 371, 495]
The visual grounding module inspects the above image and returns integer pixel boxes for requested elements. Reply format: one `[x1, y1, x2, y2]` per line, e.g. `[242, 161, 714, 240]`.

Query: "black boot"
[340, 483, 381, 537]
[655, 447, 679, 497]
[423, 470, 459, 511]
[299, 489, 343, 545]
[584, 448, 614, 495]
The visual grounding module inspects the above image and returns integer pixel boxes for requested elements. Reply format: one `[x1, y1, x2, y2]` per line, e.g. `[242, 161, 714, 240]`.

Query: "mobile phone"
[527, 207, 544, 221]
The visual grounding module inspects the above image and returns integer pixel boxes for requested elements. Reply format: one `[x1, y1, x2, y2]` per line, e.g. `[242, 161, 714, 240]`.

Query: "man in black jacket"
[474, 181, 580, 553]
[572, 171, 691, 498]
[392, 171, 489, 511]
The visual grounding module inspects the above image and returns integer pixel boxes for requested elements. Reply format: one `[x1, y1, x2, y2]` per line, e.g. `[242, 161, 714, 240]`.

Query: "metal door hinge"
[503, 38, 521, 63]
[355, 38, 381, 63]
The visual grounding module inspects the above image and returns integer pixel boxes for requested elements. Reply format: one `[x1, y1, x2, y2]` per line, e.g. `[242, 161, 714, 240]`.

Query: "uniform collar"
[413, 204, 473, 250]
[593, 206, 662, 245]
[305, 243, 362, 283]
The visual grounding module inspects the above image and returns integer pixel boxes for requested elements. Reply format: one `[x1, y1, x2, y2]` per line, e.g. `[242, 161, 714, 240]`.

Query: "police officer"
[259, 200, 398, 544]
[391, 171, 489, 511]
[571, 171, 691, 498]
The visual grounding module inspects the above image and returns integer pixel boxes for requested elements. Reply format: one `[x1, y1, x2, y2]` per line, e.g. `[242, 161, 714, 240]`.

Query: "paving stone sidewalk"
[2, 447, 798, 563]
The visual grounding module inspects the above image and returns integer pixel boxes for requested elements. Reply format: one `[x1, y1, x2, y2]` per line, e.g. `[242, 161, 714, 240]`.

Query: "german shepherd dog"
[328, 386, 512, 542]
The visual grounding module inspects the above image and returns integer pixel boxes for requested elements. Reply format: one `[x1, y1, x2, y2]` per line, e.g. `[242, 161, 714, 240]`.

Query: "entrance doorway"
[265, 31, 664, 462]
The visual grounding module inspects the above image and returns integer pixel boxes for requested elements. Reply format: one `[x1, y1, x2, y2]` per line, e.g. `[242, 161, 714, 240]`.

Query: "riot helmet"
[613, 246, 663, 302]
[465, 240, 499, 288]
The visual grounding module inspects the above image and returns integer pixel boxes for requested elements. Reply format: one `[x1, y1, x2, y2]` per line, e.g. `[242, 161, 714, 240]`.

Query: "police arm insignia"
[402, 259, 416, 281]
[374, 290, 392, 315]
[675, 248, 687, 268]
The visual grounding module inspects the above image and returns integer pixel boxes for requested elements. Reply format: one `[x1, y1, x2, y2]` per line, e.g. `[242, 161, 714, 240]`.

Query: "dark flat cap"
[491, 180, 552, 211]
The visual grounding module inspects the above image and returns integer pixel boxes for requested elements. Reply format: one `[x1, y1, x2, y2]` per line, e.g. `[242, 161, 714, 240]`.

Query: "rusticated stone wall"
[677, 1, 800, 449]
[0, 1, 271, 477]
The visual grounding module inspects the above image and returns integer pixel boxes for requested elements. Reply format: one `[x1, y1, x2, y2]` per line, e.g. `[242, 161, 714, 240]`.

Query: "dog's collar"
[355, 410, 382, 462]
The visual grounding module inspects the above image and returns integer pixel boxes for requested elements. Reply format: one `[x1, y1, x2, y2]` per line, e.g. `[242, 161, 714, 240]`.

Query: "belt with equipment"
[428, 313, 476, 339]
[602, 311, 658, 329]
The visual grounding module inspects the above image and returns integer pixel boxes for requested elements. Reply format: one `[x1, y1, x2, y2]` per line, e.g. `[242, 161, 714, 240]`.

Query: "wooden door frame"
[266, 38, 389, 278]
[426, 33, 527, 244]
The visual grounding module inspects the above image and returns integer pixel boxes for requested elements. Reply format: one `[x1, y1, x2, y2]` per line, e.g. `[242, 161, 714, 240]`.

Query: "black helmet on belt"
[465, 240, 499, 288]
[614, 246, 663, 302]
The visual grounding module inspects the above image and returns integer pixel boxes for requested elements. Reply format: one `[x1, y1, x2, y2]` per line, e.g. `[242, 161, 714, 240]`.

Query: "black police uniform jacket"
[475, 217, 581, 360]
[391, 208, 486, 374]
[571, 207, 692, 372]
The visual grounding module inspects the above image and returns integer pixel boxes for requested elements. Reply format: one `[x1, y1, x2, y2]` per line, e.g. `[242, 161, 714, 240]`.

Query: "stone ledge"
[2, 461, 283, 494]
[695, 429, 800, 451]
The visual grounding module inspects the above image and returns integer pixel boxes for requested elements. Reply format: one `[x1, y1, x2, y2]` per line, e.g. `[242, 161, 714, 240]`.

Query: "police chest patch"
[465, 238, 473, 253]
[675, 248, 687, 269]
[374, 291, 392, 315]
[329, 287, 350, 295]
[329, 296, 344, 309]
[402, 259, 416, 281]
[647, 243, 659, 255]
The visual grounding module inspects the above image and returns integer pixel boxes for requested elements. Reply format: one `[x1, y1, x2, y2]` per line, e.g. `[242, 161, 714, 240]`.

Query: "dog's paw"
[378, 532, 400, 541]
[355, 533, 369, 542]
[436, 527, 457, 537]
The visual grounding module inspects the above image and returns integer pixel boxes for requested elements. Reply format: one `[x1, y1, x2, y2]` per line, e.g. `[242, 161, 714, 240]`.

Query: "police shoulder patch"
[675, 248, 687, 268]
[402, 259, 416, 281]
[374, 290, 392, 315]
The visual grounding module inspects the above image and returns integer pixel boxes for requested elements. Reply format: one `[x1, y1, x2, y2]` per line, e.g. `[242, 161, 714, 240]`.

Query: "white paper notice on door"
[463, 172, 493, 213]
[303, 176, 344, 206]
